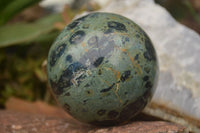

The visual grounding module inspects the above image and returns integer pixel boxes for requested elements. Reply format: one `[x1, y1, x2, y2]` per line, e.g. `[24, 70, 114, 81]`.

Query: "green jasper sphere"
[47, 12, 158, 126]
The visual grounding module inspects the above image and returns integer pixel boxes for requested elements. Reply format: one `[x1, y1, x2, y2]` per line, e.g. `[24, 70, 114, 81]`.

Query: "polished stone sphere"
[47, 12, 158, 126]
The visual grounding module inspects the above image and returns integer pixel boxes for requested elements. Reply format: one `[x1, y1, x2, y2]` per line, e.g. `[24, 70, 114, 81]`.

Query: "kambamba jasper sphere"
[47, 12, 158, 126]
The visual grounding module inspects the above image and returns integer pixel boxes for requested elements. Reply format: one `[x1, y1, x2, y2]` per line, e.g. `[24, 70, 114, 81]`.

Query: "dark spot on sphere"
[90, 89, 152, 126]
[50, 43, 66, 67]
[87, 90, 91, 94]
[104, 28, 114, 34]
[50, 79, 63, 95]
[120, 70, 131, 82]
[134, 54, 139, 60]
[100, 83, 115, 93]
[65, 92, 70, 96]
[63, 103, 71, 114]
[145, 81, 152, 89]
[143, 76, 149, 82]
[66, 55, 73, 63]
[108, 110, 119, 119]
[86, 90, 93, 96]
[97, 109, 106, 116]
[107, 21, 127, 32]
[68, 62, 86, 73]
[143, 51, 150, 61]
[88, 36, 98, 46]
[93, 57, 104, 67]
[67, 21, 80, 30]
[105, 60, 109, 63]
[125, 37, 129, 42]
[143, 33, 156, 61]
[135, 33, 140, 38]
[84, 84, 90, 87]
[83, 99, 88, 104]
[53, 62, 86, 94]
[98, 69, 102, 75]
[69, 30, 86, 44]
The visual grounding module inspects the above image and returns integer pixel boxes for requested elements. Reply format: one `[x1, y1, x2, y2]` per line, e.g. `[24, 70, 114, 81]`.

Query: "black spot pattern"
[122, 36, 130, 45]
[145, 81, 152, 89]
[93, 57, 104, 67]
[89, 89, 152, 126]
[50, 62, 86, 95]
[143, 76, 149, 81]
[125, 37, 129, 42]
[100, 83, 115, 93]
[65, 92, 71, 96]
[142, 32, 156, 61]
[83, 99, 88, 104]
[68, 21, 80, 30]
[69, 30, 86, 44]
[50, 79, 63, 95]
[84, 84, 90, 87]
[107, 21, 127, 33]
[67, 14, 91, 30]
[104, 28, 114, 34]
[135, 33, 140, 39]
[66, 55, 73, 63]
[134, 54, 139, 60]
[64, 103, 70, 110]
[63, 103, 71, 115]
[98, 69, 102, 75]
[86, 90, 92, 94]
[79, 35, 115, 68]
[120, 70, 131, 82]
[50, 43, 66, 67]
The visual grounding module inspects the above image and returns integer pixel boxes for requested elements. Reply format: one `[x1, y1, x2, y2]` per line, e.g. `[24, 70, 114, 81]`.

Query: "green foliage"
[0, 0, 42, 25]
[0, 44, 53, 108]
[0, 13, 62, 48]
[0, 5, 63, 108]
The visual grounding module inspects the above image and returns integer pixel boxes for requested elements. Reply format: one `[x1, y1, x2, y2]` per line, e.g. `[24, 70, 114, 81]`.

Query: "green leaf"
[0, 0, 42, 25]
[0, 0, 11, 10]
[0, 13, 62, 48]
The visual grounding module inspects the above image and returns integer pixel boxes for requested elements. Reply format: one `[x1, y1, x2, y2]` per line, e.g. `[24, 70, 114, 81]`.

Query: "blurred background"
[0, 0, 199, 109]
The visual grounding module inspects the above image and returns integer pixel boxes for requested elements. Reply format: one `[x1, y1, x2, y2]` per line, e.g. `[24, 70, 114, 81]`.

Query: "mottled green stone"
[47, 12, 159, 126]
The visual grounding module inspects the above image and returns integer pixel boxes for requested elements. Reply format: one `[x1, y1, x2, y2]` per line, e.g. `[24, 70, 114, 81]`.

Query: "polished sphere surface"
[47, 12, 158, 126]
